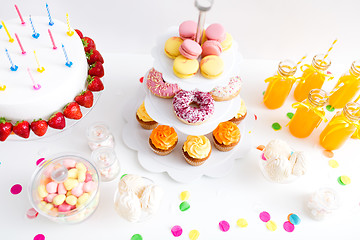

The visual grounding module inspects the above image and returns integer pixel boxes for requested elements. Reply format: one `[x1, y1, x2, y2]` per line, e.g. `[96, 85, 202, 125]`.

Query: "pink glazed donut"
[173, 90, 215, 125]
[146, 68, 181, 98]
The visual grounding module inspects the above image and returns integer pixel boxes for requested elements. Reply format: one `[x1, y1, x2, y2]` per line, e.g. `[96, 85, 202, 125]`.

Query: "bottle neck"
[312, 54, 331, 71]
[308, 89, 329, 107]
[349, 61, 360, 78]
[278, 60, 296, 77]
[343, 102, 360, 122]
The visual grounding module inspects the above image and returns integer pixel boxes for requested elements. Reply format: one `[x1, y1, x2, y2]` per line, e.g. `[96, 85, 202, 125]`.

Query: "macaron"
[164, 37, 184, 59]
[179, 20, 197, 40]
[205, 23, 226, 42]
[221, 33, 233, 51]
[201, 40, 222, 58]
[179, 39, 202, 59]
[173, 55, 199, 79]
[200, 55, 224, 79]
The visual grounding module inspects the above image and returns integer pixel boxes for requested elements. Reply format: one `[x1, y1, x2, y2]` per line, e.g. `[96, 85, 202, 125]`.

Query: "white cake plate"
[151, 26, 243, 92]
[122, 88, 252, 183]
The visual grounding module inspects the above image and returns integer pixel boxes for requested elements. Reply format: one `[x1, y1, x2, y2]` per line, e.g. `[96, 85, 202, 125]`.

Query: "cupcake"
[136, 102, 158, 130]
[182, 135, 211, 166]
[149, 125, 178, 156]
[229, 98, 247, 125]
[212, 121, 241, 151]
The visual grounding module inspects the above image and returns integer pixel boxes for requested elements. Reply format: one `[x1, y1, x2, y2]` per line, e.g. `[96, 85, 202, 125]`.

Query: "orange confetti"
[257, 145, 265, 151]
[323, 149, 334, 158]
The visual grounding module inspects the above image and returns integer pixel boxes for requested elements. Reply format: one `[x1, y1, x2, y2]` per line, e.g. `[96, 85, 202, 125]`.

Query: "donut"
[173, 90, 215, 125]
[210, 76, 242, 101]
[146, 68, 180, 98]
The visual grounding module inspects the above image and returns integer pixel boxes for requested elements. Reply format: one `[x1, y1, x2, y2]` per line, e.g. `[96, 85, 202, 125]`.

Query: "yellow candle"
[1, 20, 14, 43]
[66, 13, 74, 36]
[33, 51, 45, 73]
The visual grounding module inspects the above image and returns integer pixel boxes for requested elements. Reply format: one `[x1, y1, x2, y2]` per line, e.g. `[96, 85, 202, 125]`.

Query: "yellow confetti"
[189, 230, 200, 240]
[328, 159, 339, 168]
[237, 218, 248, 228]
[180, 191, 190, 201]
[266, 220, 277, 231]
[341, 175, 351, 185]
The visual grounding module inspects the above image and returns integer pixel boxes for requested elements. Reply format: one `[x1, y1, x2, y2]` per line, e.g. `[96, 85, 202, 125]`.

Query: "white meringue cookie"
[289, 151, 307, 176]
[264, 139, 292, 160]
[139, 184, 164, 214]
[115, 191, 142, 222]
[118, 174, 146, 197]
[263, 155, 292, 183]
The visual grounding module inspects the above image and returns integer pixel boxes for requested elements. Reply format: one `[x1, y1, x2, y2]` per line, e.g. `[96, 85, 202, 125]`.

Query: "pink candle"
[48, 29, 57, 49]
[14, 5, 25, 25]
[27, 68, 41, 90]
[15, 33, 26, 54]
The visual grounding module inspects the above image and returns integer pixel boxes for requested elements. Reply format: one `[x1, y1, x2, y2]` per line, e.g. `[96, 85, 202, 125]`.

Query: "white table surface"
[1, 53, 360, 239]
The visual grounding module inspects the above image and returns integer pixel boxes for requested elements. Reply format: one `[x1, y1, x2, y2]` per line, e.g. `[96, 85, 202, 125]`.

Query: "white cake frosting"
[0, 16, 88, 121]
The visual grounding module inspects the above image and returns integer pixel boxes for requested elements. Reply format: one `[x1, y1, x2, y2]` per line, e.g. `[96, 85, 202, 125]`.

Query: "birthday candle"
[5, 49, 18, 71]
[66, 13, 74, 36]
[33, 51, 45, 73]
[15, 33, 26, 54]
[1, 21, 14, 42]
[14, 5, 26, 25]
[48, 29, 57, 49]
[27, 68, 41, 90]
[29, 15, 40, 39]
[62, 44, 73, 67]
[46, 3, 54, 26]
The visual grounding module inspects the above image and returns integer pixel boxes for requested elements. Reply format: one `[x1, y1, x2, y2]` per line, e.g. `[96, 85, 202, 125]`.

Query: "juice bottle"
[320, 102, 360, 150]
[289, 89, 329, 138]
[294, 54, 333, 102]
[328, 60, 360, 109]
[263, 60, 297, 109]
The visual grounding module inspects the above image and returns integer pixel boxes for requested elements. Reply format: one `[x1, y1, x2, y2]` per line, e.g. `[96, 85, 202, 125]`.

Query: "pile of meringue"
[261, 139, 307, 183]
[114, 174, 163, 222]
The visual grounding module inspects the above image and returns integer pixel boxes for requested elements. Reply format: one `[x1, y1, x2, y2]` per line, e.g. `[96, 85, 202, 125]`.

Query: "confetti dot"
[328, 159, 339, 168]
[262, 91, 265, 95]
[266, 220, 277, 231]
[272, 122, 281, 131]
[131, 234, 143, 240]
[120, 174, 127, 179]
[249, 131, 251, 134]
[34, 234, 45, 240]
[289, 214, 301, 225]
[323, 150, 334, 158]
[171, 225, 183, 237]
[10, 184, 22, 195]
[337, 176, 346, 186]
[261, 152, 267, 161]
[180, 191, 190, 201]
[259, 211, 271, 222]
[254, 114, 258, 120]
[139, 77, 144, 83]
[26, 208, 39, 219]
[340, 175, 351, 185]
[219, 220, 230, 232]
[283, 221, 295, 232]
[326, 105, 335, 112]
[36, 158, 45, 166]
[236, 218, 248, 228]
[257, 145, 265, 151]
[179, 201, 190, 212]
[286, 112, 294, 119]
[189, 230, 200, 240]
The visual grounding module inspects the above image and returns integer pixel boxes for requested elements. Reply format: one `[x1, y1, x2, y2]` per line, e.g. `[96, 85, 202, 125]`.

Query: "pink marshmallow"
[45, 193, 57, 203]
[45, 181, 58, 194]
[62, 158, 77, 169]
[179, 39, 202, 59]
[58, 203, 72, 212]
[85, 172, 92, 182]
[71, 182, 84, 197]
[83, 181, 96, 193]
[205, 23, 226, 42]
[57, 183, 67, 195]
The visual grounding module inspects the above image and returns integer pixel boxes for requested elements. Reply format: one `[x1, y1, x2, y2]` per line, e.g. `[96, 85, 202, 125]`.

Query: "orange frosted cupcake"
[149, 125, 178, 156]
[136, 102, 158, 130]
[182, 135, 211, 166]
[212, 121, 241, 152]
[229, 98, 247, 125]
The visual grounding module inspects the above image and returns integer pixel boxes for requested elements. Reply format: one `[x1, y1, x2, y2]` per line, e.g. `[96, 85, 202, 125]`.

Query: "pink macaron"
[179, 39, 202, 59]
[201, 40, 223, 57]
[179, 20, 197, 40]
[205, 23, 226, 42]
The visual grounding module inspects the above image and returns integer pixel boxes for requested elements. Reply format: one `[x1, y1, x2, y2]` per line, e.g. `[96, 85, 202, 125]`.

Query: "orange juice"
[328, 61, 360, 109]
[320, 102, 360, 150]
[289, 89, 328, 138]
[294, 54, 332, 102]
[263, 60, 297, 109]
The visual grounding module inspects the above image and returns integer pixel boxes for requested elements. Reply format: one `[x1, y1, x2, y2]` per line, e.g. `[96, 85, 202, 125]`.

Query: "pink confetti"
[219, 220, 230, 232]
[26, 208, 39, 219]
[171, 225, 183, 237]
[259, 211, 271, 222]
[10, 184, 22, 195]
[261, 152, 267, 161]
[34, 234, 45, 240]
[283, 221, 295, 232]
[36, 158, 45, 166]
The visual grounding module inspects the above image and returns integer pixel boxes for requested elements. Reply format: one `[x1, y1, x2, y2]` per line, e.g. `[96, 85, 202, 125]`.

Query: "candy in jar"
[307, 188, 340, 221]
[319, 102, 360, 150]
[289, 89, 328, 138]
[294, 54, 333, 102]
[91, 147, 120, 182]
[263, 60, 297, 109]
[86, 123, 115, 150]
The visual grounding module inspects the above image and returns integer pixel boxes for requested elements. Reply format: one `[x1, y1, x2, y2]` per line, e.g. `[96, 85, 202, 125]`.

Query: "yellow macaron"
[164, 37, 183, 59]
[221, 33, 233, 51]
[200, 55, 224, 79]
[173, 55, 199, 79]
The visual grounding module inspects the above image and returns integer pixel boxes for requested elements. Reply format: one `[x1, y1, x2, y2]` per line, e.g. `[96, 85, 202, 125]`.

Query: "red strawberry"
[75, 90, 94, 108]
[63, 102, 82, 120]
[0, 117, 13, 141]
[88, 62, 104, 78]
[86, 49, 104, 65]
[48, 112, 66, 129]
[82, 37, 96, 53]
[75, 29, 84, 39]
[30, 119, 48, 137]
[13, 120, 30, 139]
[87, 75, 104, 91]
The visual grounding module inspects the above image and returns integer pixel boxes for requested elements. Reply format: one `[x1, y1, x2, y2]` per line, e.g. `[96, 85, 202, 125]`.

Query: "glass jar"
[320, 102, 360, 150]
[263, 60, 297, 109]
[294, 54, 332, 102]
[86, 123, 115, 150]
[91, 147, 120, 182]
[307, 188, 340, 221]
[289, 89, 329, 138]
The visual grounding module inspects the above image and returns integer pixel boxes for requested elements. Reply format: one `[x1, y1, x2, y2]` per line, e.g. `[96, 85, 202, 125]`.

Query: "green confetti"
[262, 91, 265, 95]
[120, 174, 127, 179]
[337, 176, 345, 186]
[131, 234, 143, 240]
[179, 201, 190, 212]
[286, 112, 294, 119]
[326, 105, 335, 112]
[272, 122, 281, 131]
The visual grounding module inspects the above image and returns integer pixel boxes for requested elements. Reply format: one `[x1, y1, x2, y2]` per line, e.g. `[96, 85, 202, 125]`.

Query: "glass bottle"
[289, 89, 329, 138]
[294, 54, 332, 102]
[307, 187, 340, 221]
[319, 102, 360, 150]
[86, 123, 115, 151]
[91, 147, 120, 182]
[263, 60, 297, 109]
[328, 60, 360, 109]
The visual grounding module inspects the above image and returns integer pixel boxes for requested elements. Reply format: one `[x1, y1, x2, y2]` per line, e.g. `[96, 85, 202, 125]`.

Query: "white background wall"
[1, 0, 360, 63]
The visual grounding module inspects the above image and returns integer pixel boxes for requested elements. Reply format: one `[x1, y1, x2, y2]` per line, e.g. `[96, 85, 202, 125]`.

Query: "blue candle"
[46, 3, 54, 26]
[5, 49, 18, 71]
[29, 15, 40, 39]
[62, 44, 73, 67]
